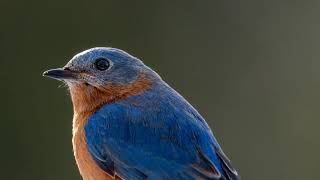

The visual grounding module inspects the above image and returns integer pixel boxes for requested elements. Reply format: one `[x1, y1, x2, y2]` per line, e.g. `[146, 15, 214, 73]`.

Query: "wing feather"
[85, 88, 240, 179]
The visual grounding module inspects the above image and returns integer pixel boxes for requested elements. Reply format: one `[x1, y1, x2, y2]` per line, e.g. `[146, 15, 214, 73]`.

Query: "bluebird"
[43, 47, 240, 180]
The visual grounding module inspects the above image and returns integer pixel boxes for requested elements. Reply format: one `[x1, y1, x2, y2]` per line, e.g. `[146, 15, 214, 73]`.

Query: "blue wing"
[85, 87, 239, 180]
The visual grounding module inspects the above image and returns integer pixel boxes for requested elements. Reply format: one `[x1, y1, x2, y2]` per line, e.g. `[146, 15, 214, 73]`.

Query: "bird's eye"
[94, 58, 110, 71]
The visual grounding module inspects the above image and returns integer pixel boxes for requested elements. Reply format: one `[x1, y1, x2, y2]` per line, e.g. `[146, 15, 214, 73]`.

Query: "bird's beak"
[43, 68, 78, 81]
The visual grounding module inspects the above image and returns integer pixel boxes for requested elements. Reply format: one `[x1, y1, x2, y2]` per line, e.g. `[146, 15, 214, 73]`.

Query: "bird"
[43, 47, 240, 180]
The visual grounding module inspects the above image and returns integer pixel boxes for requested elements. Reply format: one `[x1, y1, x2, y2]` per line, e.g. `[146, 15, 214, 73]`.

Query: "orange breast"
[72, 112, 114, 180]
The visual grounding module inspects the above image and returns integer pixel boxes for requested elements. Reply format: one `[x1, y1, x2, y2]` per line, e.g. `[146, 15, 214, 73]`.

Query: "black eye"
[94, 58, 110, 71]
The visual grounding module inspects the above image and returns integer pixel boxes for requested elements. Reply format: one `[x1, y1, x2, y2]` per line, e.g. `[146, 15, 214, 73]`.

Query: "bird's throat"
[69, 74, 152, 117]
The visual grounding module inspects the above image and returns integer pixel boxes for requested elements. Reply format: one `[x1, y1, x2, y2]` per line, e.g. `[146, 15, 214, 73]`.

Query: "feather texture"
[84, 81, 240, 180]
[45, 47, 240, 180]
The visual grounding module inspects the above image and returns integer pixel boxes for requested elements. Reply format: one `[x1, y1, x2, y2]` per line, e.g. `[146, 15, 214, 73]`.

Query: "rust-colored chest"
[72, 112, 113, 180]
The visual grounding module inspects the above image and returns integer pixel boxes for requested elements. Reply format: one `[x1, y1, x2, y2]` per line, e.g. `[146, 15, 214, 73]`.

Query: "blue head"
[46, 47, 159, 86]
[43, 47, 161, 112]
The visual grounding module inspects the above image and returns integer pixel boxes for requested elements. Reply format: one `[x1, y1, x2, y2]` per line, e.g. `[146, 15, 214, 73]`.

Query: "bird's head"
[43, 47, 157, 113]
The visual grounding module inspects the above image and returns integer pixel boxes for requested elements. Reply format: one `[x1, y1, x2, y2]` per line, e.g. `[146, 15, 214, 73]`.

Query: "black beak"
[43, 68, 78, 80]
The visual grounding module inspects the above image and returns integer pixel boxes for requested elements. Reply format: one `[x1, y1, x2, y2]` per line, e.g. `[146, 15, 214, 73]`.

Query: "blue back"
[85, 81, 239, 180]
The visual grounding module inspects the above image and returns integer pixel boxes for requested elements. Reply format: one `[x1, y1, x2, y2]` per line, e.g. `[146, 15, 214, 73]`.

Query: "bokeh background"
[1, 0, 320, 179]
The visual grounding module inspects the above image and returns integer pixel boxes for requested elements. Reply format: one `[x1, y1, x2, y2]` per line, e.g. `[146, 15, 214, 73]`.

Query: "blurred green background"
[1, 0, 320, 179]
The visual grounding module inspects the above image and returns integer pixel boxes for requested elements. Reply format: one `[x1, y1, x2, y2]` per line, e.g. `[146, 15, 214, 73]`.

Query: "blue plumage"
[85, 79, 237, 180]
[44, 47, 239, 180]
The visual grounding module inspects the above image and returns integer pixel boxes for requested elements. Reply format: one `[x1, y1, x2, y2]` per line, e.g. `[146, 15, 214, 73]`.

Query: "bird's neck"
[69, 74, 152, 126]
